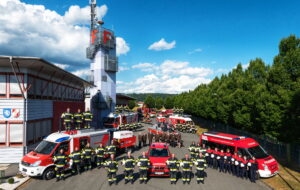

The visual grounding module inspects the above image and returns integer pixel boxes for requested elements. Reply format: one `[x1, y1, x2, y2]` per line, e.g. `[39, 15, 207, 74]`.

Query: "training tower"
[86, 0, 118, 128]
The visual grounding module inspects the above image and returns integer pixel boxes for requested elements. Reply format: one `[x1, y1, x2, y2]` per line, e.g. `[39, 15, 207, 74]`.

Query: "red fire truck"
[200, 132, 279, 178]
[147, 143, 171, 176]
[104, 112, 138, 130]
[169, 114, 194, 125]
[19, 129, 136, 180]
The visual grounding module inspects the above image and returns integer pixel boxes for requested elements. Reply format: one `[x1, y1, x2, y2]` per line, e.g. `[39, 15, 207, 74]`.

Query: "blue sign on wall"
[3, 108, 11, 118]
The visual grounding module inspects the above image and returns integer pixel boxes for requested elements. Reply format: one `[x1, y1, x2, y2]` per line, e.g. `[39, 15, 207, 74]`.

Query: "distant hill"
[125, 93, 176, 101]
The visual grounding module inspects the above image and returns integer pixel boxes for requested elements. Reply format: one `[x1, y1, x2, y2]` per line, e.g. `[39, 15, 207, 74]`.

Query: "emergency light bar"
[203, 132, 246, 141]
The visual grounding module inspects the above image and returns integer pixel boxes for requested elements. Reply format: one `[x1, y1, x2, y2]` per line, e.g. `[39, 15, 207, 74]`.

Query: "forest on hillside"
[126, 93, 176, 101]
[142, 35, 300, 143]
[172, 35, 300, 143]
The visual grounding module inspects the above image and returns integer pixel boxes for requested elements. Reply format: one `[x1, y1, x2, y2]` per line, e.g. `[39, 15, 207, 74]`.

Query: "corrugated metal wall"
[26, 100, 53, 120]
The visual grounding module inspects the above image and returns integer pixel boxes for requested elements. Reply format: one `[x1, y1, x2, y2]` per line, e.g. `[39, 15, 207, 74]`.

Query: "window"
[237, 148, 250, 157]
[149, 148, 169, 157]
[0, 74, 6, 97]
[10, 75, 22, 97]
[247, 145, 269, 159]
[55, 141, 69, 154]
[34, 140, 57, 155]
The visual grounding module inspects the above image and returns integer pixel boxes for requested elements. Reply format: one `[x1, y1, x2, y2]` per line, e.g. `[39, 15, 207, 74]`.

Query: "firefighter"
[104, 154, 118, 186]
[212, 147, 218, 169]
[180, 154, 193, 184]
[155, 133, 160, 142]
[138, 133, 142, 148]
[177, 133, 182, 148]
[95, 143, 106, 168]
[194, 152, 207, 184]
[137, 152, 150, 184]
[231, 152, 238, 176]
[148, 132, 153, 146]
[205, 147, 211, 168]
[82, 143, 94, 171]
[74, 109, 83, 130]
[224, 148, 232, 174]
[61, 108, 73, 131]
[194, 142, 201, 157]
[188, 141, 196, 159]
[142, 133, 147, 147]
[122, 151, 136, 184]
[248, 156, 258, 183]
[53, 148, 67, 181]
[218, 149, 225, 172]
[106, 140, 117, 156]
[83, 108, 93, 129]
[240, 155, 248, 179]
[235, 153, 243, 177]
[69, 147, 82, 175]
[166, 153, 179, 184]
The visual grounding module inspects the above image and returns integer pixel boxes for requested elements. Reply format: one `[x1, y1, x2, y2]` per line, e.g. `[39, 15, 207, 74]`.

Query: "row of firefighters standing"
[61, 108, 93, 131]
[188, 142, 259, 183]
[53, 146, 207, 185]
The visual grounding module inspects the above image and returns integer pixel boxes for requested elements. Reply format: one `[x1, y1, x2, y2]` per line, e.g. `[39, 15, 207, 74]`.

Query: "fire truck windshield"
[34, 140, 57, 155]
[247, 145, 269, 159]
[149, 148, 169, 157]
[104, 117, 116, 124]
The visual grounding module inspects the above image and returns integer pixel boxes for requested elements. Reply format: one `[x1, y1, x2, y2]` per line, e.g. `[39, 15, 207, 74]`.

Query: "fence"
[192, 116, 300, 169]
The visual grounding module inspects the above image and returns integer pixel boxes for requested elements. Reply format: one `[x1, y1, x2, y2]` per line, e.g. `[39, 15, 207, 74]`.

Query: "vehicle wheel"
[42, 167, 55, 180]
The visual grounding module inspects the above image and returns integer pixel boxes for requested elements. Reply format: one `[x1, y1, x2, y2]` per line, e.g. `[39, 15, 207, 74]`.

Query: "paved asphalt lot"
[20, 123, 270, 190]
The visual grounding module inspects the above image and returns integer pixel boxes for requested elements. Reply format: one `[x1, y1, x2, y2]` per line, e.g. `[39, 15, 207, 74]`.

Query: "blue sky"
[2, 0, 300, 93]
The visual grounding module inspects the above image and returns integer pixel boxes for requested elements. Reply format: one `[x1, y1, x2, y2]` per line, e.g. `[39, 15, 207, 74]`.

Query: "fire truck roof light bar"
[203, 133, 245, 140]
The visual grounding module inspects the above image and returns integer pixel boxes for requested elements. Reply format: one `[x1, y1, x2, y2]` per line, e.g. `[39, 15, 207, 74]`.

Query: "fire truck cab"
[19, 129, 110, 180]
[200, 132, 279, 178]
[147, 143, 171, 176]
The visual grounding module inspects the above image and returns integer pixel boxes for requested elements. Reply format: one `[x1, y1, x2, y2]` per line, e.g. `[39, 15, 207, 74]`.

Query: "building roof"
[0, 56, 93, 88]
[116, 93, 136, 100]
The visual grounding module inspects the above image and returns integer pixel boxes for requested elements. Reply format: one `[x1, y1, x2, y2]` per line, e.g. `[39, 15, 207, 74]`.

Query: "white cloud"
[119, 66, 129, 71]
[64, 5, 107, 25]
[148, 38, 176, 51]
[0, 0, 129, 73]
[54, 63, 70, 69]
[132, 62, 158, 72]
[72, 68, 90, 78]
[118, 60, 213, 93]
[188, 48, 203, 54]
[116, 37, 130, 56]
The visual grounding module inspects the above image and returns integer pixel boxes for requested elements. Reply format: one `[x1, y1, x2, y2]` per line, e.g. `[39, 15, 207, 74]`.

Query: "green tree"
[144, 95, 155, 108]
[155, 97, 164, 109]
[164, 96, 174, 109]
[128, 100, 136, 109]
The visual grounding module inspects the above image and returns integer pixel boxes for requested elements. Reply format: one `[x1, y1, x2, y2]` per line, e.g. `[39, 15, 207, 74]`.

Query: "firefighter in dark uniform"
[69, 147, 82, 175]
[61, 108, 73, 131]
[155, 133, 160, 142]
[82, 143, 94, 171]
[74, 109, 83, 130]
[248, 156, 258, 183]
[188, 141, 196, 159]
[83, 108, 93, 129]
[148, 132, 153, 146]
[138, 133, 142, 148]
[122, 151, 136, 184]
[180, 154, 193, 184]
[224, 148, 232, 174]
[218, 149, 225, 172]
[142, 133, 147, 147]
[106, 140, 117, 156]
[137, 152, 150, 184]
[53, 148, 67, 181]
[105, 154, 118, 186]
[95, 143, 106, 168]
[166, 153, 179, 184]
[194, 152, 207, 184]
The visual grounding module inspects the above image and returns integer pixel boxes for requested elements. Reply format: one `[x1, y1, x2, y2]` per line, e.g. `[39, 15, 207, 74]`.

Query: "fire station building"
[0, 56, 92, 163]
